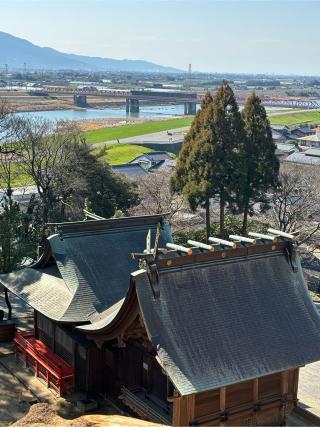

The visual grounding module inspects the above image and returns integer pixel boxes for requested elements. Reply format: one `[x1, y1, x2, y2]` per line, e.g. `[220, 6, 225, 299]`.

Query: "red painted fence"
[14, 330, 74, 396]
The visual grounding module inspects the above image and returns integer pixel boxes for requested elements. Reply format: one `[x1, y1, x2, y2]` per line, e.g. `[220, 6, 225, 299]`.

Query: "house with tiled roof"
[129, 151, 174, 170]
[284, 147, 320, 166]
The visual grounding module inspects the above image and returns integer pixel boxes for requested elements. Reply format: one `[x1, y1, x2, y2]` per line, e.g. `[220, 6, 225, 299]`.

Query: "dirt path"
[13, 403, 164, 427]
[0, 358, 35, 424]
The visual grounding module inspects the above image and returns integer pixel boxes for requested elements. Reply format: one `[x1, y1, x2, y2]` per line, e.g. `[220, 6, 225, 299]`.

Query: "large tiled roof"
[0, 265, 71, 321]
[133, 250, 320, 395]
[0, 215, 172, 323]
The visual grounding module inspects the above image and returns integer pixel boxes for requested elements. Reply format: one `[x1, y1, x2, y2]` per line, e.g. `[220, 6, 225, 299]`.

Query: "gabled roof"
[112, 163, 148, 178]
[295, 126, 313, 135]
[78, 240, 320, 396]
[149, 159, 176, 172]
[143, 152, 173, 162]
[133, 247, 320, 396]
[130, 151, 173, 165]
[0, 214, 172, 323]
[276, 143, 297, 154]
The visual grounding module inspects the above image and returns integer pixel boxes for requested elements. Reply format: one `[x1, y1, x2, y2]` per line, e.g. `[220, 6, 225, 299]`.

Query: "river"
[15, 104, 288, 122]
[16, 105, 187, 121]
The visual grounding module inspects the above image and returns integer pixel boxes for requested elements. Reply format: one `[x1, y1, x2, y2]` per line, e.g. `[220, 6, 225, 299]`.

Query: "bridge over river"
[40, 86, 320, 114]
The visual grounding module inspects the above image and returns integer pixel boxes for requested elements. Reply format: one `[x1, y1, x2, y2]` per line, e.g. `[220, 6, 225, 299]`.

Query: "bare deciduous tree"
[267, 163, 320, 252]
[14, 119, 82, 224]
[130, 171, 184, 226]
[0, 101, 31, 318]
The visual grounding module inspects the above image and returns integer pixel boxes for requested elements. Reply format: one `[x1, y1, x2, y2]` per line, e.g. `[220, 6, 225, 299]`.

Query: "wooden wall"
[172, 369, 299, 426]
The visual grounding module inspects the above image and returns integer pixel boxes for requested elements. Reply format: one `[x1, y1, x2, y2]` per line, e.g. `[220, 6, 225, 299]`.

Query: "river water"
[15, 104, 288, 122]
[16, 105, 187, 121]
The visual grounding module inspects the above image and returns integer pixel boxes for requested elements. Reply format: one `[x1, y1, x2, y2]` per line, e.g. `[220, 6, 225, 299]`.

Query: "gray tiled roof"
[149, 159, 176, 172]
[276, 143, 297, 153]
[130, 151, 173, 165]
[144, 152, 173, 162]
[271, 125, 289, 132]
[305, 148, 320, 157]
[112, 164, 148, 178]
[0, 215, 172, 323]
[0, 266, 72, 321]
[285, 152, 320, 165]
[134, 252, 320, 396]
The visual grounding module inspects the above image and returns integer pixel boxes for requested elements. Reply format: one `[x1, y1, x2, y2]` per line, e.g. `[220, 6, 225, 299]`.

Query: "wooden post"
[281, 371, 289, 395]
[253, 379, 259, 425]
[293, 368, 299, 398]
[281, 370, 290, 424]
[220, 387, 226, 426]
[253, 378, 259, 402]
[172, 394, 195, 426]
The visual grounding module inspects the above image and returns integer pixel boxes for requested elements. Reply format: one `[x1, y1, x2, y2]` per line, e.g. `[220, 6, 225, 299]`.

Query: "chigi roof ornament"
[133, 228, 300, 268]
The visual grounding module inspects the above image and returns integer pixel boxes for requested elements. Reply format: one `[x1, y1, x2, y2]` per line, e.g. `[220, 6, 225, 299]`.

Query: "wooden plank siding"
[172, 370, 299, 426]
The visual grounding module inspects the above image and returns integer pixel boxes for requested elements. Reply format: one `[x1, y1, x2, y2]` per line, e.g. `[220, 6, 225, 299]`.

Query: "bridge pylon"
[74, 94, 87, 107]
[126, 98, 140, 114]
[184, 102, 197, 115]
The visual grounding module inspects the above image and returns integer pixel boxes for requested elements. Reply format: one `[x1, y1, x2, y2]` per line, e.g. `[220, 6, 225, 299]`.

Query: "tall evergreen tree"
[210, 81, 244, 237]
[171, 91, 214, 241]
[171, 82, 244, 239]
[0, 194, 30, 319]
[239, 92, 279, 234]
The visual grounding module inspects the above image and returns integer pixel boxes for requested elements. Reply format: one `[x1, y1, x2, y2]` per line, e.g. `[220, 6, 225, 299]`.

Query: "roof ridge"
[48, 214, 167, 235]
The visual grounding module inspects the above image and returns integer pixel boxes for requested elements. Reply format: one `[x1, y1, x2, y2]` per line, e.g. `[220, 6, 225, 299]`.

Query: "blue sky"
[0, 0, 319, 75]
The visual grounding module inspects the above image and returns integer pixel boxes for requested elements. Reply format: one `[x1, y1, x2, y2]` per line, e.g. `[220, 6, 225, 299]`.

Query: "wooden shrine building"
[1, 215, 320, 426]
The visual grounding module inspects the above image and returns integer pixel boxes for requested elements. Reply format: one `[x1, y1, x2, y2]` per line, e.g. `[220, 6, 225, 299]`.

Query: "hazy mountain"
[0, 31, 181, 73]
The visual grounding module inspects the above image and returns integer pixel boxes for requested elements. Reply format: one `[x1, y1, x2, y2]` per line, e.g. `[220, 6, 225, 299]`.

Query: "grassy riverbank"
[85, 117, 193, 144]
[269, 109, 320, 126]
[98, 144, 154, 165]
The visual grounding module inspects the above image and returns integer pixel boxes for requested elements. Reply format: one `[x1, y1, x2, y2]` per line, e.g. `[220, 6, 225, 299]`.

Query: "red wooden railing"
[14, 330, 74, 396]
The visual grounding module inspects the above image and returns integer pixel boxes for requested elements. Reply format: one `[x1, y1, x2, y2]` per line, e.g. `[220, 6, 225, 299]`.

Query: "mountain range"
[0, 31, 180, 73]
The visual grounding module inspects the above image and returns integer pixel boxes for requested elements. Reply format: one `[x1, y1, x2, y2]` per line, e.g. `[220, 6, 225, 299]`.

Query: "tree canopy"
[239, 92, 279, 233]
[172, 81, 244, 238]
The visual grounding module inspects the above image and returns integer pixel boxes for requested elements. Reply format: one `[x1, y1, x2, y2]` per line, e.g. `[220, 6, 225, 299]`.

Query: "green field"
[85, 117, 193, 144]
[269, 110, 320, 126]
[96, 144, 155, 165]
[1, 145, 157, 188]
[0, 163, 33, 188]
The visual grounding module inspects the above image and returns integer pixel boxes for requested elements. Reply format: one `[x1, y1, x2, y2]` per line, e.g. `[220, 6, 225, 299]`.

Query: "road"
[91, 126, 189, 149]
